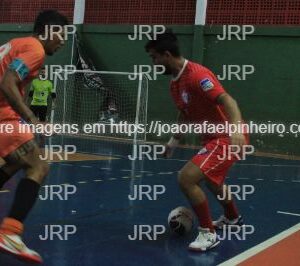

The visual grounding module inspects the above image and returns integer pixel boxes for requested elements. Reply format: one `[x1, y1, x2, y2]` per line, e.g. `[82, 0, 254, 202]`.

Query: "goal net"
[51, 70, 148, 145]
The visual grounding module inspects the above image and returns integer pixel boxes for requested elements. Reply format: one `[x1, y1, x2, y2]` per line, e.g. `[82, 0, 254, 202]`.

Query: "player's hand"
[163, 137, 179, 158]
[230, 132, 245, 150]
[163, 144, 174, 158]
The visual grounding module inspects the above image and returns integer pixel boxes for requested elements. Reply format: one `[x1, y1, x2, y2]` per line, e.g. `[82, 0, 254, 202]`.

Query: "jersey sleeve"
[192, 71, 225, 103]
[9, 41, 44, 81]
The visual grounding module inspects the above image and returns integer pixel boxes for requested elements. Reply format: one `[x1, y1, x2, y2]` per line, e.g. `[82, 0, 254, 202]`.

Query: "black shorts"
[30, 105, 48, 122]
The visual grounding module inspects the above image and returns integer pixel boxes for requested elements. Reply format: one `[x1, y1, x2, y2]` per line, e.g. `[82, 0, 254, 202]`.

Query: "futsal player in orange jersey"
[0, 10, 68, 263]
[145, 30, 248, 251]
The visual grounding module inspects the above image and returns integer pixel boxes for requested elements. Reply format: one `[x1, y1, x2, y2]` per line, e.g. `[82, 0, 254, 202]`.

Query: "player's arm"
[164, 110, 186, 158]
[0, 70, 38, 123]
[195, 71, 246, 147]
[2, 39, 45, 123]
[174, 110, 185, 140]
[217, 93, 245, 147]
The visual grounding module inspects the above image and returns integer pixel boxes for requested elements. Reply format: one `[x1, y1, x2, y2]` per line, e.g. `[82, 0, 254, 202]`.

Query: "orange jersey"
[0, 37, 45, 121]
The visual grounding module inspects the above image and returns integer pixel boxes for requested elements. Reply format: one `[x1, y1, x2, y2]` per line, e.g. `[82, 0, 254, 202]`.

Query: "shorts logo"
[197, 147, 208, 155]
[200, 78, 214, 91]
[181, 90, 189, 104]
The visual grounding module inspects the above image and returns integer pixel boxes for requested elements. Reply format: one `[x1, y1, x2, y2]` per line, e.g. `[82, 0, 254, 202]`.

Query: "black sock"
[0, 168, 11, 189]
[8, 178, 40, 222]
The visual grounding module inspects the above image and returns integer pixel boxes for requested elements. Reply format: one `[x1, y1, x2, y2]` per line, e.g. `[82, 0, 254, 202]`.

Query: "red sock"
[0, 217, 23, 235]
[224, 200, 239, 220]
[192, 200, 214, 232]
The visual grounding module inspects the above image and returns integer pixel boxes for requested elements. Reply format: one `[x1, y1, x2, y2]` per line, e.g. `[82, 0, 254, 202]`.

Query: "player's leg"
[203, 138, 244, 229]
[37, 106, 47, 147]
[205, 180, 243, 229]
[0, 139, 48, 263]
[0, 120, 31, 189]
[32, 106, 47, 147]
[178, 161, 219, 251]
[39, 106, 48, 122]
[0, 162, 23, 189]
[30, 105, 39, 119]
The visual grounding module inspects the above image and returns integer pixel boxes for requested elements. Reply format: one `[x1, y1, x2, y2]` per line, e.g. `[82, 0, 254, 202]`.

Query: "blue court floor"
[0, 137, 299, 266]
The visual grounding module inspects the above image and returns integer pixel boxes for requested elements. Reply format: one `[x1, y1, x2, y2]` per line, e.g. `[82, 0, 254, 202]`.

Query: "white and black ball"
[168, 206, 193, 235]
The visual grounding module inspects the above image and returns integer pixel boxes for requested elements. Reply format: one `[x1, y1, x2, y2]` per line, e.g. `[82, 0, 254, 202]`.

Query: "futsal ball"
[168, 206, 194, 235]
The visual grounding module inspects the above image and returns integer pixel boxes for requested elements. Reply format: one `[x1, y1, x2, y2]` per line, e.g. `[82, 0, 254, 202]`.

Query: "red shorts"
[191, 137, 247, 186]
[0, 119, 34, 158]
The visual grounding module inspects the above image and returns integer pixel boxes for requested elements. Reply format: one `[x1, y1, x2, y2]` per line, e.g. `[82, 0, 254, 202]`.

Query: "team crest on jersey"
[200, 78, 214, 91]
[181, 90, 189, 104]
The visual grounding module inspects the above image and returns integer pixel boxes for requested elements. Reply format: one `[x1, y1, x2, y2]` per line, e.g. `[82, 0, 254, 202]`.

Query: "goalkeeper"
[28, 66, 56, 122]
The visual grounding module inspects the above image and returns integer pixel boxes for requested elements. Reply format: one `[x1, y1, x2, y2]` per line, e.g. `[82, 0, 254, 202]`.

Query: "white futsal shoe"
[188, 227, 220, 251]
[213, 215, 244, 230]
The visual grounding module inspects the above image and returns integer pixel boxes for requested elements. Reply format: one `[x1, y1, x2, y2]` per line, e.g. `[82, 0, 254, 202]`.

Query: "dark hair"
[33, 9, 69, 35]
[145, 29, 181, 57]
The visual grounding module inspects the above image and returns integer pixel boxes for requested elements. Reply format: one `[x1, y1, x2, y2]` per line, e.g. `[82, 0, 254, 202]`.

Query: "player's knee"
[205, 179, 222, 194]
[28, 160, 49, 183]
[41, 161, 50, 176]
[178, 169, 194, 192]
[38, 161, 50, 178]
[178, 165, 205, 192]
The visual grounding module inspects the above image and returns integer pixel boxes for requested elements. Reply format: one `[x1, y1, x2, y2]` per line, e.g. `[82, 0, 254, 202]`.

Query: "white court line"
[277, 211, 300, 217]
[61, 163, 73, 166]
[292, 180, 300, 183]
[217, 223, 300, 266]
[93, 179, 103, 182]
[157, 158, 187, 162]
[272, 165, 300, 167]
[158, 172, 174, 175]
[237, 163, 271, 167]
[0, 190, 9, 193]
[78, 181, 87, 184]
[273, 179, 284, 182]
[80, 165, 92, 168]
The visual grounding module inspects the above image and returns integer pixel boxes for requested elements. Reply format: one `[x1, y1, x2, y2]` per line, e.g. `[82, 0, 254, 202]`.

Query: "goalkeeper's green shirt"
[30, 79, 54, 106]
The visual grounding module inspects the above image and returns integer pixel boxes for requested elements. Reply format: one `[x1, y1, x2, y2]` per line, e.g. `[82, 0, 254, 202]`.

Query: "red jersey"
[0, 37, 45, 121]
[170, 60, 229, 141]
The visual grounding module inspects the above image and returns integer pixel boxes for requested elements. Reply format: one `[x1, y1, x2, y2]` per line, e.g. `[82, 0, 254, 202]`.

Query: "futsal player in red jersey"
[0, 10, 68, 263]
[145, 30, 248, 251]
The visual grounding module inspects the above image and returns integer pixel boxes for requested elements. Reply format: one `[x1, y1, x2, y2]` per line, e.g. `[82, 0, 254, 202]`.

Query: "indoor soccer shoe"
[0, 233, 42, 264]
[213, 215, 244, 230]
[188, 227, 220, 251]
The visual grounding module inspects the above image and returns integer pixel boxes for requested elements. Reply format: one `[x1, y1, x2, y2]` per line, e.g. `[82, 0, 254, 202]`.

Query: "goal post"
[51, 70, 148, 143]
